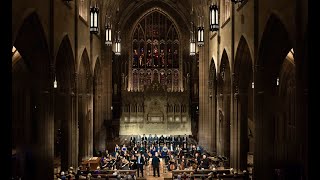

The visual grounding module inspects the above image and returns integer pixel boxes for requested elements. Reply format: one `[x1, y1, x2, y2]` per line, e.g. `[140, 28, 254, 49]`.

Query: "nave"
[12, 0, 308, 180]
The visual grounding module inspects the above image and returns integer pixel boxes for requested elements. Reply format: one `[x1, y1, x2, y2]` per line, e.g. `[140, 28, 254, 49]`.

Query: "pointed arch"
[234, 35, 253, 92]
[13, 12, 50, 88]
[255, 13, 296, 180]
[12, 11, 52, 180]
[217, 49, 231, 166]
[55, 35, 76, 93]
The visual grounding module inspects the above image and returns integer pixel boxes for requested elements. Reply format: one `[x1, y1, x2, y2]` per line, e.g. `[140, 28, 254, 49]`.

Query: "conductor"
[152, 152, 160, 177]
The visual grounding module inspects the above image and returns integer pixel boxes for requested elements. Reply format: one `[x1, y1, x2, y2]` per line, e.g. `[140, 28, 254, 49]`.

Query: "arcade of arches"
[12, 0, 308, 180]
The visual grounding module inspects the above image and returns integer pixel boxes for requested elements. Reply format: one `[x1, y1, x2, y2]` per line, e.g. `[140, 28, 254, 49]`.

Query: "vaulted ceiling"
[102, 0, 209, 32]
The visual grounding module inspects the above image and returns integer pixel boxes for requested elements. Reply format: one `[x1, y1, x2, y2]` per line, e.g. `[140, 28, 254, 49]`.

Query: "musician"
[175, 144, 181, 156]
[130, 134, 136, 147]
[182, 142, 188, 157]
[115, 156, 123, 170]
[199, 154, 210, 169]
[150, 144, 156, 156]
[130, 154, 137, 170]
[136, 152, 145, 177]
[139, 144, 145, 153]
[159, 135, 165, 146]
[177, 135, 182, 146]
[142, 134, 147, 147]
[168, 154, 177, 171]
[121, 144, 127, 156]
[136, 134, 141, 146]
[161, 144, 169, 164]
[115, 144, 120, 153]
[132, 144, 138, 155]
[148, 134, 153, 147]
[171, 135, 175, 146]
[183, 134, 188, 143]
[195, 153, 201, 166]
[100, 156, 106, 169]
[169, 143, 175, 152]
[165, 135, 171, 146]
[178, 156, 187, 170]
[120, 156, 130, 170]
[153, 134, 159, 145]
[152, 152, 160, 177]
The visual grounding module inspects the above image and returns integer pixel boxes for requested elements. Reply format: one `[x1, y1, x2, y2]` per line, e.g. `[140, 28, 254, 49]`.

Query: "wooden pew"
[172, 169, 246, 179]
[79, 169, 137, 179]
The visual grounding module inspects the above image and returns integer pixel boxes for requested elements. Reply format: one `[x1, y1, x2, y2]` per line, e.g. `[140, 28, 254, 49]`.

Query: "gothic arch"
[78, 48, 93, 162]
[217, 49, 231, 167]
[93, 58, 104, 152]
[54, 35, 77, 170]
[232, 35, 254, 172]
[12, 12, 52, 180]
[255, 13, 298, 180]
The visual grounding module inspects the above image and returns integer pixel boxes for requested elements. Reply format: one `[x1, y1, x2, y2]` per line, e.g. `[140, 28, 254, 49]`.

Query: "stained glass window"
[131, 10, 180, 91]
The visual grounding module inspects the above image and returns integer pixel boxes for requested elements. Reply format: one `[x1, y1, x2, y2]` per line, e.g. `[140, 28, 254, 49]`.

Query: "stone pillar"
[254, 65, 273, 180]
[198, 44, 207, 149]
[216, 90, 223, 156]
[74, 72, 80, 166]
[231, 92, 240, 172]
[70, 91, 78, 167]
[211, 86, 217, 152]
[35, 89, 54, 180]
[231, 91, 249, 173]
[103, 46, 113, 122]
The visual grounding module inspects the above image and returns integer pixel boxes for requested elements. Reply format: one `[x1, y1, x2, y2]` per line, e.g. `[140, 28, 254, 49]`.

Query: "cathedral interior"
[12, 0, 308, 179]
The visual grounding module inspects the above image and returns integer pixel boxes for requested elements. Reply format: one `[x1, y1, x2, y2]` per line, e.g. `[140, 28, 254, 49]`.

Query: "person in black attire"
[159, 135, 165, 146]
[136, 152, 145, 177]
[165, 135, 171, 146]
[200, 154, 210, 169]
[130, 135, 136, 147]
[142, 134, 147, 147]
[177, 135, 182, 146]
[152, 152, 160, 177]
[183, 134, 188, 143]
[153, 134, 159, 145]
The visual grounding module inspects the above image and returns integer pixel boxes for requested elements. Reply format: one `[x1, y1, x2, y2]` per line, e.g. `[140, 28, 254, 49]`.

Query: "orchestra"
[97, 134, 228, 174]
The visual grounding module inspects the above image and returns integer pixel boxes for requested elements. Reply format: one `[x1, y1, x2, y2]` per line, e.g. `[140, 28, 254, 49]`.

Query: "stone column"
[198, 44, 205, 148]
[231, 92, 240, 171]
[74, 72, 80, 166]
[231, 91, 249, 173]
[216, 88, 223, 156]
[103, 46, 113, 121]
[35, 89, 54, 180]
[254, 65, 274, 180]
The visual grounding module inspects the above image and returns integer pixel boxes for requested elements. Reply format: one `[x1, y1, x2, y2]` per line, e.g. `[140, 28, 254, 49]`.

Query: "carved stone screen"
[120, 8, 191, 135]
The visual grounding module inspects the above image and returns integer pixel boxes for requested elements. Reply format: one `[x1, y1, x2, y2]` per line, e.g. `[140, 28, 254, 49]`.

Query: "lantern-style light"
[197, 16, 204, 46]
[190, 22, 196, 56]
[105, 16, 112, 45]
[209, 4, 219, 32]
[115, 31, 121, 55]
[90, 4, 99, 33]
[231, 0, 244, 3]
[54, 76, 57, 89]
